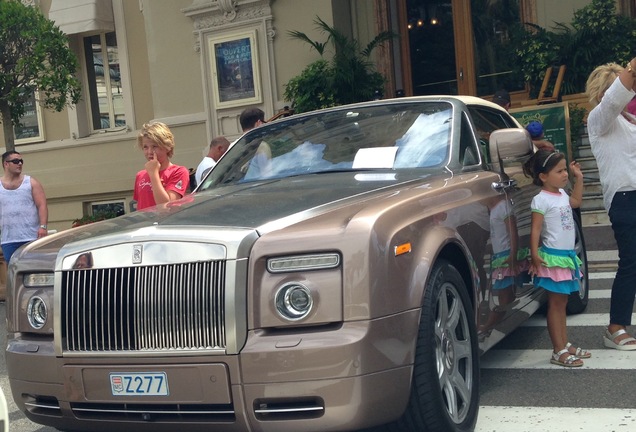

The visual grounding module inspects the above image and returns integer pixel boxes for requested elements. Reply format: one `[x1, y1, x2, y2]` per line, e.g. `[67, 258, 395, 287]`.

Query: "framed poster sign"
[208, 30, 262, 108]
[510, 102, 572, 162]
[15, 91, 45, 144]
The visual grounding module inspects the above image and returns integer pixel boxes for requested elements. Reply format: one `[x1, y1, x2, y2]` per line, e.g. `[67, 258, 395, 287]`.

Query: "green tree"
[284, 16, 394, 113]
[0, 0, 81, 152]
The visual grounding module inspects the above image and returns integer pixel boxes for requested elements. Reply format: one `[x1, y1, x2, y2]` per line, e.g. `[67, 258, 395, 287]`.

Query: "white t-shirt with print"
[531, 189, 574, 250]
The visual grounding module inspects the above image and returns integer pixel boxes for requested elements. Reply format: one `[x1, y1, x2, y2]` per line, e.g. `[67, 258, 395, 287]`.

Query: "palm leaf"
[287, 30, 327, 55]
[361, 31, 396, 57]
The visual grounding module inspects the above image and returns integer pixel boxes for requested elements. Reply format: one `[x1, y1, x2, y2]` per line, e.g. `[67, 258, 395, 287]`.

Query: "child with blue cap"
[526, 121, 555, 151]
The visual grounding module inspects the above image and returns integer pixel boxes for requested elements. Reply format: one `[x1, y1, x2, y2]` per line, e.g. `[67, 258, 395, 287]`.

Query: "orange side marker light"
[394, 242, 412, 256]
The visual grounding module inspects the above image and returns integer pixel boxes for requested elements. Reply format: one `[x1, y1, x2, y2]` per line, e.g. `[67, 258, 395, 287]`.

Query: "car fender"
[393, 222, 478, 315]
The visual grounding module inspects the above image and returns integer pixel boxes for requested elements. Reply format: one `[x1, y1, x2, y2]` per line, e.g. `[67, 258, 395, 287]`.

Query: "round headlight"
[275, 283, 313, 321]
[27, 296, 47, 329]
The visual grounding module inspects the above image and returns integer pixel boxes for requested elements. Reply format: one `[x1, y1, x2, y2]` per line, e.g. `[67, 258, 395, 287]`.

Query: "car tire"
[567, 212, 589, 314]
[389, 259, 479, 432]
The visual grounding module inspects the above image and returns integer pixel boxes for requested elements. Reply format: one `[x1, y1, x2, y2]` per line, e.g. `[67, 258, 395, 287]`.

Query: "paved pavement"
[475, 221, 636, 431]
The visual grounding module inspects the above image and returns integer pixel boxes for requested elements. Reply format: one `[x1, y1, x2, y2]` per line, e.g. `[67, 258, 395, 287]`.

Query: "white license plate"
[110, 372, 169, 396]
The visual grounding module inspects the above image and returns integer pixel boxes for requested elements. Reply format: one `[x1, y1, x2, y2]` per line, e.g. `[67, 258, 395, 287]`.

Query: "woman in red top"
[133, 122, 189, 210]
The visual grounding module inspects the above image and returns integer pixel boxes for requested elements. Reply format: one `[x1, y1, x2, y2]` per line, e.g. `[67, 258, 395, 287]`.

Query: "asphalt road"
[2, 224, 630, 432]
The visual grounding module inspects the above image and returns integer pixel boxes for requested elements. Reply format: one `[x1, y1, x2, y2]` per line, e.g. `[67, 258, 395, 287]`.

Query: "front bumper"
[7, 309, 420, 432]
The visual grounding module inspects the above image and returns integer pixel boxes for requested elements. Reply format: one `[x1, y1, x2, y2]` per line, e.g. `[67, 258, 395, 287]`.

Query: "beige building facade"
[0, 0, 614, 232]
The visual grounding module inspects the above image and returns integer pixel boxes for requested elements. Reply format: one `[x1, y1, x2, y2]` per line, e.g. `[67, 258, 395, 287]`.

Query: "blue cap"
[526, 121, 544, 139]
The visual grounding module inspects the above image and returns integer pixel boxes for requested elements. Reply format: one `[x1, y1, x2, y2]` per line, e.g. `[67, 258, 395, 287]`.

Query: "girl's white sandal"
[550, 348, 583, 367]
[565, 342, 591, 358]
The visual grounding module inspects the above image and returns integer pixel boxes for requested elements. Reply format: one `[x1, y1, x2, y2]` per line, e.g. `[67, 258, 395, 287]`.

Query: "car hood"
[21, 171, 437, 257]
[171, 172, 431, 229]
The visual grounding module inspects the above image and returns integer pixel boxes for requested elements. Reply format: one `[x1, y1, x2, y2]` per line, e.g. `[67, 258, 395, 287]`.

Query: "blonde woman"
[133, 122, 189, 210]
[586, 61, 636, 350]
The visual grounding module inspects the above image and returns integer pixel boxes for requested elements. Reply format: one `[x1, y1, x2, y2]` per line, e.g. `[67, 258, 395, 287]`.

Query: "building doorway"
[402, 0, 525, 97]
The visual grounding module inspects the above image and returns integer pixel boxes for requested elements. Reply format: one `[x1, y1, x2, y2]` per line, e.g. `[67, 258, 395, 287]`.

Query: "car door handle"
[492, 179, 517, 191]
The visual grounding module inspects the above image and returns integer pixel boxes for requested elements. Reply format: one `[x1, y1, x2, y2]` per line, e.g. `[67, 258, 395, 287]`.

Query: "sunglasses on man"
[5, 159, 24, 165]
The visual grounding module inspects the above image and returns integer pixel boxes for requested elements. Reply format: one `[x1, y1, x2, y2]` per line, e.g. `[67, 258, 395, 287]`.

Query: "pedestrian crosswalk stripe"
[589, 271, 615, 279]
[476, 406, 636, 431]
[588, 289, 610, 298]
[522, 313, 633, 327]
[480, 349, 636, 369]
[587, 250, 618, 261]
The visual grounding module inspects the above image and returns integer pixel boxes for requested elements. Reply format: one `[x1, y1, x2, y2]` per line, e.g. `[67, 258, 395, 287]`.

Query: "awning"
[49, 0, 114, 35]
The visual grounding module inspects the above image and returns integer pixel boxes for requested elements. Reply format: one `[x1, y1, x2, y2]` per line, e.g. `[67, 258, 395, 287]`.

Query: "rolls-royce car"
[5, 96, 588, 432]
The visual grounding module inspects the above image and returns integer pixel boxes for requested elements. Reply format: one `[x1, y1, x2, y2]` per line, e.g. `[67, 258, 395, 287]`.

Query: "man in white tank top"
[0, 151, 48, 264]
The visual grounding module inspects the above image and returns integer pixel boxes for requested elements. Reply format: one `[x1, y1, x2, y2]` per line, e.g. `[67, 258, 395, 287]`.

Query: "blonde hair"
[586, 62, 623, 107]
[137, 122, 175, 158]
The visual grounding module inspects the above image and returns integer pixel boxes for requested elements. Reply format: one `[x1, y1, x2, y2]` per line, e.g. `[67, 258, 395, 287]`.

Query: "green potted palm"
[284, 16, 395, 113]
[514, 0, 636, 98]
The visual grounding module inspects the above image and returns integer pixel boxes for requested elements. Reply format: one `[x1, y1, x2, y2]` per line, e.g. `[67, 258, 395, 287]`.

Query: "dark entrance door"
[405, 0, 525, 97]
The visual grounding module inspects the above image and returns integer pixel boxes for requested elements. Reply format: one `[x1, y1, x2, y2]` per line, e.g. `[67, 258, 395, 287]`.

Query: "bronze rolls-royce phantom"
[5, 96, 588, 432]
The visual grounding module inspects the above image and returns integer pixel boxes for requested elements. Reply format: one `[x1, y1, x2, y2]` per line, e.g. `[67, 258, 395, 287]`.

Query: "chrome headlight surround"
[26, 296, 48, 329]
[275, 282, 314, 321]
[15, 272, 54, 334]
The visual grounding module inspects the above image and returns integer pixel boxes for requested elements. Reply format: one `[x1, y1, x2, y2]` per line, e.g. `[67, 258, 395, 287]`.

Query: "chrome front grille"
[61, 261, 226, 353]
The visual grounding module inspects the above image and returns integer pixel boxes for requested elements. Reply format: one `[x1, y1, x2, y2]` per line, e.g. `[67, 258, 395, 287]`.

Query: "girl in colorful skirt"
[524, 149, 590, 367]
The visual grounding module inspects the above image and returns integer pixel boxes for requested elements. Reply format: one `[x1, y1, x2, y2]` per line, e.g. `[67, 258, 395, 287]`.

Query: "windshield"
[199, 101, 453, 189]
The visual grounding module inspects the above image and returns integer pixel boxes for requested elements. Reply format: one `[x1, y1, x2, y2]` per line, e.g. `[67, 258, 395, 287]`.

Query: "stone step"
[587, 250, 617, 272]
[574, 145, 594, 159]
[567, 127, 610, 229]
[582, 209, 610, 227]
[582, 181, 602, 195]
[588, 260, 617, 272]
[581, 194, 604, 211]
[581, 173, 600, 183]
[577, 156, 598, 170]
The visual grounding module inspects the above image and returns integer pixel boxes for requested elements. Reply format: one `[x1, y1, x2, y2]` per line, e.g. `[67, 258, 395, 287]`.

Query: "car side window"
[467, 107, 516, 164]
[460, 114, 480, 166]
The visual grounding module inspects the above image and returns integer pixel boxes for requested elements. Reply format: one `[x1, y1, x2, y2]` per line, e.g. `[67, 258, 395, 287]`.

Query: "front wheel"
[567, 212, 589, 314]
[390, 259, 479, 432]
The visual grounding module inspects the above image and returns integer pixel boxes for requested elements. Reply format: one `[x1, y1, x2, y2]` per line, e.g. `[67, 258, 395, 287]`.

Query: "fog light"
[27, 296, 47, 329]
[275, 283, 313, 321]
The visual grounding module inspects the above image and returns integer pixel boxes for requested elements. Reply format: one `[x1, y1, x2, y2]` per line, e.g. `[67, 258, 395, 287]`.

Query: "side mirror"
[488, 128, 534, 173]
